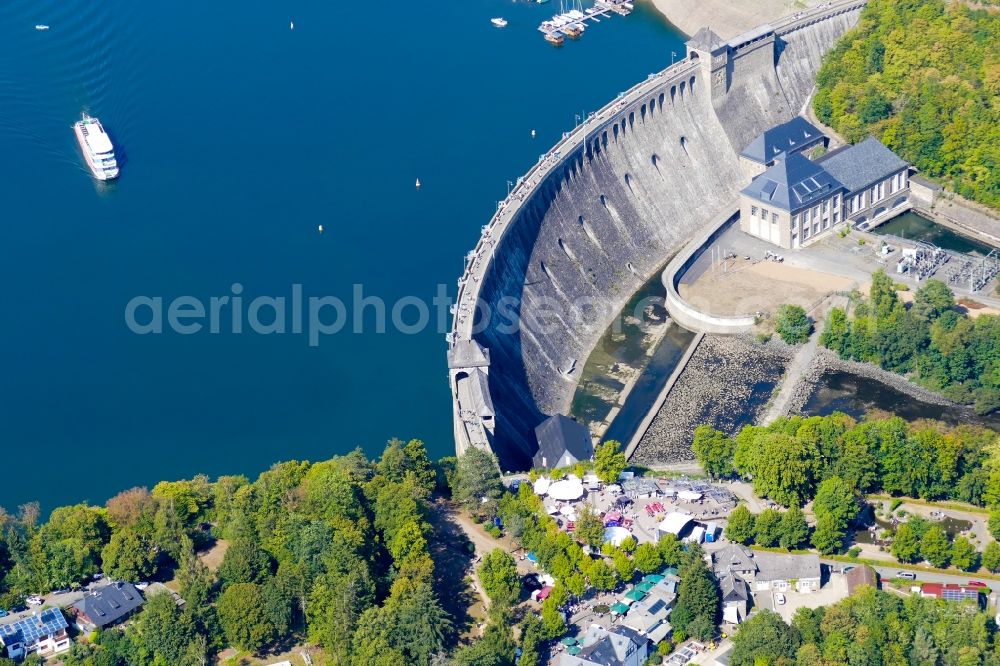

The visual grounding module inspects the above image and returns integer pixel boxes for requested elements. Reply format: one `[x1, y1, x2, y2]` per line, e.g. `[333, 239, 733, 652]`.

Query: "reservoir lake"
[0, 0, 687, 510]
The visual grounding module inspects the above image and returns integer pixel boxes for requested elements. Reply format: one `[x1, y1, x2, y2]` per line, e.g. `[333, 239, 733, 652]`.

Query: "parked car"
[775, 593, 786, 605]
[92, 573, 105, 581]
[897, 572, 917, 581]
[26, 596, 44, 606]
[842, 566, 856, 574]
[51, 589, 70, 595]
[135, 582, 150, 591]
[968, 581, 988, 588]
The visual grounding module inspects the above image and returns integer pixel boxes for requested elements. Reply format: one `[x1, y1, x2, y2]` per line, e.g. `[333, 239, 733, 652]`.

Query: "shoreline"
[647, 0, 824, 39]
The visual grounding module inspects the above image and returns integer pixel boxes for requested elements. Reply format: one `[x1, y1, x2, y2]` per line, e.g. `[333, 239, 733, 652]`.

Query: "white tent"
[533, 477, 551, 496]
[657, 512, 694, 537]
[606, 484, 622, 495]
[677, 490, 703, 502]
[603, 526, 632, 546]
[559, 505, 577, 521]
[548, 479, 585, 501]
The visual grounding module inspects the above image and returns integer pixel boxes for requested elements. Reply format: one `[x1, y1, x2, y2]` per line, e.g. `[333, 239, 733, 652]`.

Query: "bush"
[774, 304, 812, 344]
[889, 499, 902, 512]
[848, 546, 861, 558]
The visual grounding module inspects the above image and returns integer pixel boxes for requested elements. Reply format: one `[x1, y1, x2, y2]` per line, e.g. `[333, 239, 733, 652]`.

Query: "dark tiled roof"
[817, 137, 908, 194]
[73, 583, 145, 628]
[719, 573, 749, 602]
[741, 152, 845, 213]
[754, 552, 821, 582]
[712, 544, 757, 576]
[741, 117, 825, 165]
[533, 415, 593, 469]
[578, 626, 647, 664]
[687, 27, 727, 53]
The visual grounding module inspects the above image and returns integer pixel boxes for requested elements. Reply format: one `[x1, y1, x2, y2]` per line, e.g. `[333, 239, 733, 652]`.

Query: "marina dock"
[538, 0, 633, 45]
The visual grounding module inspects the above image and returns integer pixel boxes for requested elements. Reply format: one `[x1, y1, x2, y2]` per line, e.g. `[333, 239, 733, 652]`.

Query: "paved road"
[822, 559, 994, 589]
[0, 589, 83, 627]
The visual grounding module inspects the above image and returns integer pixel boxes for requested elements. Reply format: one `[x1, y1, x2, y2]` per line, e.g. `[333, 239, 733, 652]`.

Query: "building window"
[751, 205, 758, 217]
[870, 186, 878, 203]
[834, 211, 840, 223]
[772, 212, 779, 224]
[822, 200, 829, 213]
[761, 208, 769, 219]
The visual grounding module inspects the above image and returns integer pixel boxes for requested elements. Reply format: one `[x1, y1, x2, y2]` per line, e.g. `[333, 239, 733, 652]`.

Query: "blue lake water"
[0, 0, 686, 510]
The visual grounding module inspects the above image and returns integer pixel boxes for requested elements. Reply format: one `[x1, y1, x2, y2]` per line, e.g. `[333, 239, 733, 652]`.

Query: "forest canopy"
[813, 0, 1000, 207]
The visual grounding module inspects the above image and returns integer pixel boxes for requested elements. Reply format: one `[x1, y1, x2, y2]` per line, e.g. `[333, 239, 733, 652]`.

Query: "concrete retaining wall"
[661, 207, 757, 334]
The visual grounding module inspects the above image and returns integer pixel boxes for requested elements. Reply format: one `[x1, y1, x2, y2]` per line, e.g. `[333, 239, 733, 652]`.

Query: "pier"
[538, 0, 634, 44]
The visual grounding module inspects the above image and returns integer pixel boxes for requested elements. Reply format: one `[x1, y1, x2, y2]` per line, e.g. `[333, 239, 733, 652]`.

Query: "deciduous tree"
[593, 441, 627, 484]
[725, 506, 756, 545]
[691, 426, 735, 479]
[478, 549, 520, 608]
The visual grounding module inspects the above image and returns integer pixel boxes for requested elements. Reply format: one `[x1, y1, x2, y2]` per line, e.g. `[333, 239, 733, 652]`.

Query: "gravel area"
[631, 334, 793, 465]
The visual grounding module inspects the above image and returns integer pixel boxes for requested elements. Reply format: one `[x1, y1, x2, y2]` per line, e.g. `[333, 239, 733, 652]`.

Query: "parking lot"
[755, 572, 849, 623]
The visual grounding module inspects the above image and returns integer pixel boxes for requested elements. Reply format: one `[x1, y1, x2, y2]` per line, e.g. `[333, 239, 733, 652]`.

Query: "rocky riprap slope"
[631, 334, 793, 464]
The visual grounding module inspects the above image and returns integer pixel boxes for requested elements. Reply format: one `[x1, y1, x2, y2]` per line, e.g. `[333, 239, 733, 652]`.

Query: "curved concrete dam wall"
[449, 1, 865, 470]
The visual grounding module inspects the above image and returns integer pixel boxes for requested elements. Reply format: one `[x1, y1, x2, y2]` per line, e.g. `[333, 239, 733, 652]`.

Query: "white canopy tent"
[533, 477, 551, 496]
[657, 512, 694, 537]
[547, 479, 585, 501]
[677, 490, 703, 502]
[603, 526, 632, 546]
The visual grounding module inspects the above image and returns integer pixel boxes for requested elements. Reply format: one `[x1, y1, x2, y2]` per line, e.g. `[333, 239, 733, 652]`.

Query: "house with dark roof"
[719, 573, 751, 624]
[818, 137, 910, 228]
[71, 582, 146, 632]
[738, 129, 911, 248]
[558, 625, 650, 666]
[0, 608, 71, 660]
[712, 544, 757, 579]
[740, 117, 827, 176]
[739, 152, 845, 247]
[532, 414, 593, 469]
[752, 552, 821, 593]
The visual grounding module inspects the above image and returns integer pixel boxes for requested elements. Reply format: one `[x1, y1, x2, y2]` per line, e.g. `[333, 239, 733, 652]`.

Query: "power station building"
[739, 119, 911, 249]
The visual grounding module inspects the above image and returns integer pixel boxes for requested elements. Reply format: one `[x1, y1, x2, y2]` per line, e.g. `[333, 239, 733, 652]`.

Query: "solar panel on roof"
[647, 599, 666, 614]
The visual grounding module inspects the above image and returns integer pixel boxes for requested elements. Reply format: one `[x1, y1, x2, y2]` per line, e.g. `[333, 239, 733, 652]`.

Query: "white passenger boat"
[491, 17, 508, 27]
[35, 24, 49, 30]
[73, 115, 119, 180]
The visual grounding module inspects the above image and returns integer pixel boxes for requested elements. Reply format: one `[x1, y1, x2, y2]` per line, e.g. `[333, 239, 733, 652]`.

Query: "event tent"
[547, 479, 585, 501]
